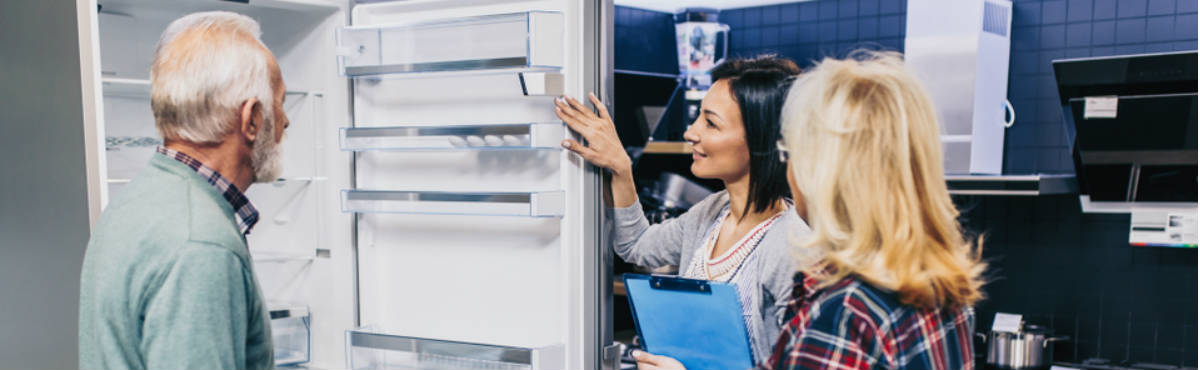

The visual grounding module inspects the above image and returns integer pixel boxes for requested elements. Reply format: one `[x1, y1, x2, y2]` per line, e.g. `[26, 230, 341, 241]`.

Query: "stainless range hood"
[1052, 51, 1198, 212]
[905, 0, 1013, 175]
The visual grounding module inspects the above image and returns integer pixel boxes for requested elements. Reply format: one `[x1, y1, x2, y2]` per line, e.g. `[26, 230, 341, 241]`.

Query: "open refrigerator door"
[339, 1, 612, 369]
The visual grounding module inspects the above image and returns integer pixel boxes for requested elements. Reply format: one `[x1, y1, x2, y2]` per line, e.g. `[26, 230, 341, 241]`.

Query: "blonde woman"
[742, 51, 987, 370]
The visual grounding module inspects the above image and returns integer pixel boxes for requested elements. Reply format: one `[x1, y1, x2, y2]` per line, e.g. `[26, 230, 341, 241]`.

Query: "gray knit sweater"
[612, 191, 818, 364]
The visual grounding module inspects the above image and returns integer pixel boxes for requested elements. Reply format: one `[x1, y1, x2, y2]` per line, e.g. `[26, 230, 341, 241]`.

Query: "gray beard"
[251, 119, 282, 183]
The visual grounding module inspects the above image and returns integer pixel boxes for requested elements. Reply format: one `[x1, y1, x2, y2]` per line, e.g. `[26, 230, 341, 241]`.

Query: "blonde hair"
[781, 51, 985, 309]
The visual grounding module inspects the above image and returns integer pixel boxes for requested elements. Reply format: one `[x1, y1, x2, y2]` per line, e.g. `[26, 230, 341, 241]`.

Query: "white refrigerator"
[76, 0, 617, 368]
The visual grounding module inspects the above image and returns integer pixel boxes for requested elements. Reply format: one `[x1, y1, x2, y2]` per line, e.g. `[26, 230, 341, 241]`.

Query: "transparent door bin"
[340, 123, 563, 151]
[340, 190, 565, 218]
[270, 306, 311, 367]
[336, 11, 564, 77]
[345, 328, 565, 370]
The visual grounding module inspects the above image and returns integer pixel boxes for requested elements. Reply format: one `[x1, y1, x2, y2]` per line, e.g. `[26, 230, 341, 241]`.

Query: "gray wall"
[0, 2, 94, 369]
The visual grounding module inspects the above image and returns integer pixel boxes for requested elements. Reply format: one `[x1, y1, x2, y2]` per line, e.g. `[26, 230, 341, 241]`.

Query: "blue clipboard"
[623, 274, 753, 370]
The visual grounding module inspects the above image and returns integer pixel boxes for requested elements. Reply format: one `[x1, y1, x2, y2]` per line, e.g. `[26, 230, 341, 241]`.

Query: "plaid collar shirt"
[156, 146, 259, 236]
[764, 270, 976, 370]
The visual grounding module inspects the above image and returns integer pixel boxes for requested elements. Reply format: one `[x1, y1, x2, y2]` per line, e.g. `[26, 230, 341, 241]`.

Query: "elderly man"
[78, 11, 288, 370]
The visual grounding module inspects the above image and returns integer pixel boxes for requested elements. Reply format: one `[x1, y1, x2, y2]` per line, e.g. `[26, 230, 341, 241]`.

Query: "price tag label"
[1083, 96, 1119, 119]
[992, 312, 1023, 333]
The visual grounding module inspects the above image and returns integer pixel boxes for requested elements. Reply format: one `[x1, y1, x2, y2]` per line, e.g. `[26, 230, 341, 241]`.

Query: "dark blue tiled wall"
[614, 6, 678, 74]
[723, 0, 907, 66]
[958, 195, 1197, 366]
[1006, 0, 1198, 174]
[613, 0, 1198, 366]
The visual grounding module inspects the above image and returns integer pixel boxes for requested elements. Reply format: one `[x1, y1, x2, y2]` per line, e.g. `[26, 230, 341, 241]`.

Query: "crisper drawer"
[270, 306, 311, 367]
[337, 11, 564, 77]
[345, 328, 564, 370]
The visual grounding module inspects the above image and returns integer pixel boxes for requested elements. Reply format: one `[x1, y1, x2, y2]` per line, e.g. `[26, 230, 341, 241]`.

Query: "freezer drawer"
[345, 328, 565, 370]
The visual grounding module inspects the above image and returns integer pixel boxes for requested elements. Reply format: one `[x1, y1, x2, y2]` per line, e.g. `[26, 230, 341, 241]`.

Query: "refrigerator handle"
[600, 0, 614, 111]
[602, 343, 622, 370]
[591, 1, 616, 370]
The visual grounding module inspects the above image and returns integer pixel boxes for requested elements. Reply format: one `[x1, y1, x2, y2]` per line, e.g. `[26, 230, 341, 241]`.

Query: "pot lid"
[1023, 324, 1053, 334]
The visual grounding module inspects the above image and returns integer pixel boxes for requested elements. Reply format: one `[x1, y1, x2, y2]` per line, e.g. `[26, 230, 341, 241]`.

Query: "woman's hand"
[554, 92, 639, 208]
[554, 93, 633, 178]
[632, 350, 686, 370]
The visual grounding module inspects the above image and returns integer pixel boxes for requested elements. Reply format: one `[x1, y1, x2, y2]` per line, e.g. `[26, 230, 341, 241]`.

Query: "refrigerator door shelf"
[340, 190, 565, 218]
[336, 11, 564, 78]
[345, 328, 565, 370]
[340, 123, 564, 151]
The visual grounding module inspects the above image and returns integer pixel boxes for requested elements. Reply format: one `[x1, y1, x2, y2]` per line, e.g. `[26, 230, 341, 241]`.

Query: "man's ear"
[239, 97, 262, 143]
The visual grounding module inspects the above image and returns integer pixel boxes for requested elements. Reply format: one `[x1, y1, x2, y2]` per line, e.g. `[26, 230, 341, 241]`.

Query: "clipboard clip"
[650, 275, 712, 294]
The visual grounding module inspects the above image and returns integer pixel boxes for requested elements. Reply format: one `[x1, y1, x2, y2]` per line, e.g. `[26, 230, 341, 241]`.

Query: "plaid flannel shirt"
[764, 272, 976, 370]
[156, 146, 259, 235]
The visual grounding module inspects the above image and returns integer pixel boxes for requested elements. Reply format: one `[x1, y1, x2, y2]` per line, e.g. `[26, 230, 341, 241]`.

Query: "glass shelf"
[101, 77, 152, 97]
[340, 190, 565, 218]
[345, 328, 564, 370]
[100, 77, 321, 98]
[336, 11, 564, 77]
[252, 251, 318, 263]
[340, 123, 563, 151]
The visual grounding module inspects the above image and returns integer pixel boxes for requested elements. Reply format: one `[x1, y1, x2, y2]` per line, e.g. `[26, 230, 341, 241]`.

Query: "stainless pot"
[976, 325, 1068, 370]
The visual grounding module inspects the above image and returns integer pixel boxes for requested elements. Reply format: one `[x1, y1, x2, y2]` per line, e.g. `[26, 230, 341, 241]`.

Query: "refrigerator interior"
[95, 0, 356, 367]
[91, 0, 604, 369]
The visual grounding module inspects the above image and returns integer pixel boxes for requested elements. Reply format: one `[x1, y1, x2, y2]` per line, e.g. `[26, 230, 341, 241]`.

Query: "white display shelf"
[345, 328, 565, 370]
[340, 190, 565, 218]
[340, 123, 563, 151]
[336, 11, 564, 78]
[1078, 195, 1198, 214]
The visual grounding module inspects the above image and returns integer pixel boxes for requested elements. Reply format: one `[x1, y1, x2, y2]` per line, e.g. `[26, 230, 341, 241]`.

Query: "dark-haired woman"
[554, 56, 818, 367]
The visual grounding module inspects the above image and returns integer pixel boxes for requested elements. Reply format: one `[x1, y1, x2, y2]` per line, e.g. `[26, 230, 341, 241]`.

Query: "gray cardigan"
[612, 191, 818, 364]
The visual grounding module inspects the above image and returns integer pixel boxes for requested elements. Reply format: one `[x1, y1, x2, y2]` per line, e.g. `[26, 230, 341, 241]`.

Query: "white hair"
[150, 11, 275, 144]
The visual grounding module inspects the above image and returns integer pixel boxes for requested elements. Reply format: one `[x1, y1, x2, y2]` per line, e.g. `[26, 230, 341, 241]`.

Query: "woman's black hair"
[709, 54, 800, 218]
